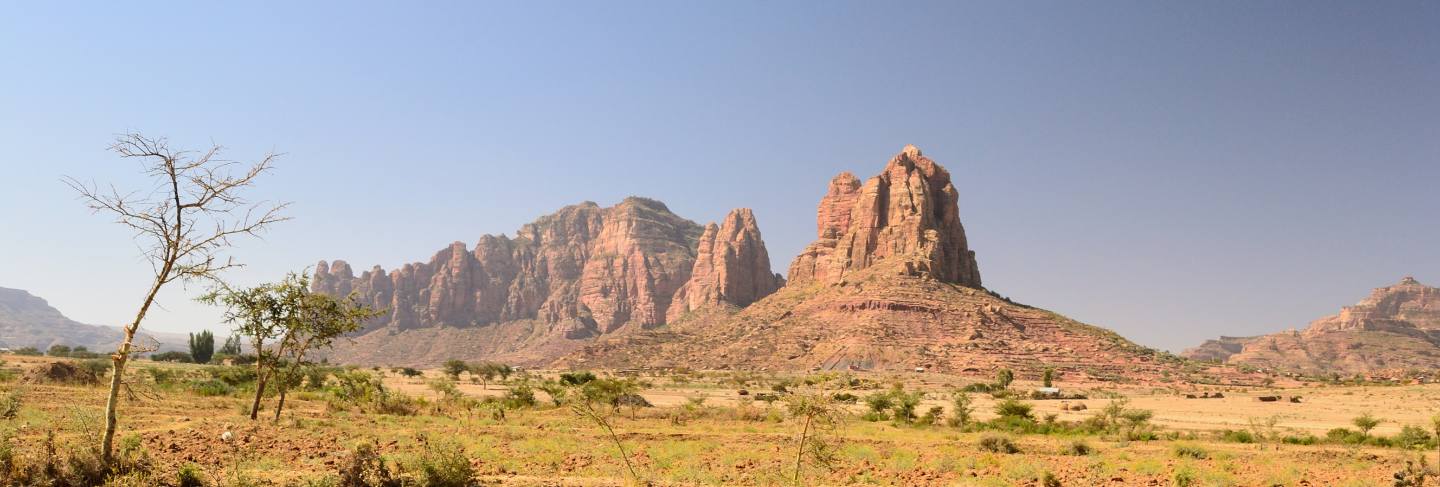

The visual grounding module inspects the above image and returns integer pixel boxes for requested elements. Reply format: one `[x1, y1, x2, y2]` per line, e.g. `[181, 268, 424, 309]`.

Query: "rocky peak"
[816, 172, 862, 239]
[667, 208, 785, 321]
[1308, 276, 1440, 333]
[788, 146, 982, 287]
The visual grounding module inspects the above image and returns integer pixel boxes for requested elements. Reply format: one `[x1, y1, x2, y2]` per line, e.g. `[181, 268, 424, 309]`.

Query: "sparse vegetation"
[67, 132, 288, 464]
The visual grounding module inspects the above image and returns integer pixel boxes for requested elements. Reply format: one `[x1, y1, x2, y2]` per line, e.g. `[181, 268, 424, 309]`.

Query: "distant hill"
[1183, 277, 1440, 375]
[0, 286, 187, 353]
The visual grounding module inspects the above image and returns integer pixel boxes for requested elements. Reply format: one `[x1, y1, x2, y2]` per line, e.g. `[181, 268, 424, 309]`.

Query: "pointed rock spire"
[788, 146, 981, 287]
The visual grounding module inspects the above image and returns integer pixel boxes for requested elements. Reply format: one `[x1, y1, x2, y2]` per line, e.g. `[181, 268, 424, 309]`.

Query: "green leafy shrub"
[993, 398, 1034, 420]
[407, 438, 474, 487]
[176, 462, 205, 487]
[1326, 427, 1364, 445]
[559, 371, 597, 386]
[1395, 425, 1434, 450]
[191, 379, 234, 397]
[503, 382, 538, 409]
[76, 358, 111, 377]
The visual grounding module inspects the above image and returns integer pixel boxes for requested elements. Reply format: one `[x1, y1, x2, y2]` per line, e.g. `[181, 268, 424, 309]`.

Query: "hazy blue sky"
[1, 1, 1435, 352]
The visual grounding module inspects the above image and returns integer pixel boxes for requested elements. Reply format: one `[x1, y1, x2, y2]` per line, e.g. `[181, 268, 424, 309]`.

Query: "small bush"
[338, 442, 398, 487]
[0, 390, 21, 420]
[1062, 440, 1093, 456]
[503, 383, 538, 409]
[407, 439, 474, 487]
[76, 358, 112, 377]
[832, 392, 858, 404]
[978, 434, 1020, 454]
[191, 379, 234, 397]
[1172, 466, 1197, 487]
[177, 463, 206, 487]
[993, 398, 1034, 420]
[1219, 429, 1256, 444]
[1326, 427, 1365, 445]
[145, 367, 182, 387]
[1395, 425, 1433, 450]
[1172, 443, 1208, 459]
[559, 371, 597, 385]
[1281, 433, 1319, 445]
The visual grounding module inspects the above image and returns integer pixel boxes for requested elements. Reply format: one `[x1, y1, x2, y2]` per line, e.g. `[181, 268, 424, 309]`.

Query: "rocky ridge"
[1182, 276, 1440, 374]
[0, 287, 185, 352]
[314, 198, 783, 366]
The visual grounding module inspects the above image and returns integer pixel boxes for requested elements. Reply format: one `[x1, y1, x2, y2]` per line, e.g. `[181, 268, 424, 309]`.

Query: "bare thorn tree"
[65, 132, 289, 465]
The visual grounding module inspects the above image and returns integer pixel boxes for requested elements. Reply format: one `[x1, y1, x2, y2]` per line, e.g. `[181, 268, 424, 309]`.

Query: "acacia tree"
[783, 393, 844, 484]
[202, 273, 307, 420]
[271, 289, 380, 420]
[66, 133, 287, 464]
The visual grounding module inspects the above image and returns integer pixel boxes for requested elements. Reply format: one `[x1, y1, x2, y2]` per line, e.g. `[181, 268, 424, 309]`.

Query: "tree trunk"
[249, 370, 268, 420]
[102, 275, 166, 465]
[273, 387, 288, 422]
[794, 413, 813, 484]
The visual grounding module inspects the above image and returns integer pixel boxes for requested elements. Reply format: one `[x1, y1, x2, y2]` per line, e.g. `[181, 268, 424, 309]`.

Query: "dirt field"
[0, 354, 1432, 486]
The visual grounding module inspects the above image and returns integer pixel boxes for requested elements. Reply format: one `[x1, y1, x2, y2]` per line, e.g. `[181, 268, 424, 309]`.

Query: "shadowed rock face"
[788, 145, 981, 287]
[1182, 277, 1440, 374]
[312, 197, 783, 366]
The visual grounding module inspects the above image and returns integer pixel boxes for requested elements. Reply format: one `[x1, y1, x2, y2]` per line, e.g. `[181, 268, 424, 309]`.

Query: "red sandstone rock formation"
[667, 208, 785, 321]
[312, 197, 783, 365]
[1183, 276, 1440, 374]
[788, 145, 981, 287]
[560, 146, 1218, 383]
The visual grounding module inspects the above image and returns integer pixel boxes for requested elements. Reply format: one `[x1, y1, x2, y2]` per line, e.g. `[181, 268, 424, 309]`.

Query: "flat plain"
[2, 354, 1433, 486]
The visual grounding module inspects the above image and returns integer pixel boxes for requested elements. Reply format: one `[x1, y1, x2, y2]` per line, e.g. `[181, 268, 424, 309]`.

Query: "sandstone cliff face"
[788, 145, 981, 287]
[1182, 277, 1440, 374]
[667, 209, 785, 321]
[313, 197, 783, 366]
